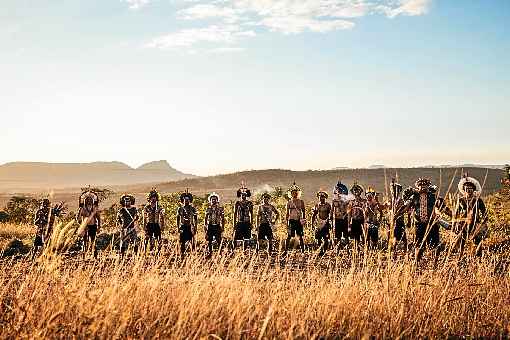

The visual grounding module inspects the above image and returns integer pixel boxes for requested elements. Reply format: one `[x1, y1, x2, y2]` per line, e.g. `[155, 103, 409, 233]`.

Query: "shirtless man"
[364, 187, 383, 248]
[116, 194, 139, 255]
[177, 191, 198, 257]
[77, 191, 101, 258]
[312, 190, 332, 256]
[454, 175, 487, 256]
[285, 183, 306, 253]
[331, 181, 349, 244]
[32, 199, 51, 259]
[233, 186, 254, 250]
[348, 183, 366, 243]
[389, 180, 408, 246]
[143, 189, 165, 252]
[256, 192, 280, 253]
[204, 193, 225, 256]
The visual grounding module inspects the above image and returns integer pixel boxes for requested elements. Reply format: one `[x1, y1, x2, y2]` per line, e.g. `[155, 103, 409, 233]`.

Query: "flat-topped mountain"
[0, 160, 195, 192]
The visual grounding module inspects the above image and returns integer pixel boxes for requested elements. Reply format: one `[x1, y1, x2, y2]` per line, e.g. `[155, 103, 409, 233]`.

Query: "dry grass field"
[1, 183, 509, 338]
[0, 245, 509, 338]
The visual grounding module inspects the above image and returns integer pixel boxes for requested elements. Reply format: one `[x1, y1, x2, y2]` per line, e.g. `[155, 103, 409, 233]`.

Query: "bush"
[0, 211, 9, 223]
[4, 196, 40, 224]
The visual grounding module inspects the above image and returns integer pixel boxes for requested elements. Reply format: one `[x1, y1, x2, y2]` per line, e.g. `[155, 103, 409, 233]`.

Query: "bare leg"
[298, 235, 305, 253]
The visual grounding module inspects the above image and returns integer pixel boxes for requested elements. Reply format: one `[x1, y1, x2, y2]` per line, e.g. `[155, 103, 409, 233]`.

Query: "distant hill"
[128, 167, 504, 201]
[0, 160, 195, 192]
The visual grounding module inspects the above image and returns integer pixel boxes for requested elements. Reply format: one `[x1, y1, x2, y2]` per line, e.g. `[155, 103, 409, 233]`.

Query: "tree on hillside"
[5, 196, 40, 224]
[0, 211, 9, 223]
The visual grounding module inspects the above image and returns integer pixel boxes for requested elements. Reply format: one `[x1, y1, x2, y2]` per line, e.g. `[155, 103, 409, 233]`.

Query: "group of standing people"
[32, 174, 489, 260]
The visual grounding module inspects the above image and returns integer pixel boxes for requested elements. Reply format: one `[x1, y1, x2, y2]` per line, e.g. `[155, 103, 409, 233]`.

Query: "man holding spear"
[285, 183, 306, 253]
[396, 178, 451, 262]
[348, 182, 366, 244]
[331, 181, 350, 245]
[177, 190, 197, 257]
[256, 192, 280, 253]
[204, 192, 225, 256]
[312, 190, 332, 256]
[453, 175, 487, 256]
[77, 190, 101, 258]
[116, 194, 139, 256]
[143, 188, 165, 252]
[233, 185, 254, 250]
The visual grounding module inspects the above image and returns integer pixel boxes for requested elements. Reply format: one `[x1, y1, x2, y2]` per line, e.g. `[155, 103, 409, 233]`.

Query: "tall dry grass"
[0, 245, 509, 339]
[0, 223, 33, 249]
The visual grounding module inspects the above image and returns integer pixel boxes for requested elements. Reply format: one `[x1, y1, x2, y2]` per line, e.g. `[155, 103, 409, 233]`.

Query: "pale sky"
[1, 0, 509, 176]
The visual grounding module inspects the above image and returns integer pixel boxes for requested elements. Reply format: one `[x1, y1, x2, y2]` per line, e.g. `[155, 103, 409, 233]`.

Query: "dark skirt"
[334, 218, 348, 239]
[145, 223, 161, 239]
[84, 225, 97, 242]
[206, 224, 222, 242]
[179, 224, 194, 243]
[288, 219, 304, 237]
[415, 222, 440, 248]
[315, 222, 331, 240]
[234, 222, 252, 240]
[350, 219, 364, 242]
[258, 223, 273, 240]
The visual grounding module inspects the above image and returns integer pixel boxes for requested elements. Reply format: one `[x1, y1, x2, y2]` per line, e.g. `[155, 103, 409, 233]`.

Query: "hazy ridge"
[0, 160, 195, 191]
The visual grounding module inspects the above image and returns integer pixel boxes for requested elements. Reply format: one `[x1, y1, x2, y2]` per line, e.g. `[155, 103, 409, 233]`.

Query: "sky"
[1, 0, 509, 176]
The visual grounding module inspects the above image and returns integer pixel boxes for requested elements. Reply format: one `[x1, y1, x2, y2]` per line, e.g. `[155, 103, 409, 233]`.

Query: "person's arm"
[256, 206, 261, 228]
[204, 209, 209, 229]
[395, 200, 411, 218]
[311, 205, 318, 226]
[285, 202, 290, 225]
[76, 208, 82, 225]
[249, 203, 254, 226]
[116, 210, 122, 230]
[34, 210, 40, 226]
[301, 200, 306, 220]
[96, 209, 101, 230]
[436, 197, 452, 217]
[193, 208, 198, 233]
[347, 202, 352, 230]
[233, 203, 239, 226]
[479, 199, 488, 224]
[176, 208, 181, 229]
[159, 209, 165, 230]
[221, 208, 225, 233]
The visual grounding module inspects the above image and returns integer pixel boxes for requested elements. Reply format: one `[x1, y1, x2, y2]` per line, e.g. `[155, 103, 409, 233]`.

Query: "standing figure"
[312, 190, 332, 256]
[233, 186, 254, 250]
[204, 192, 225, 256]
[32, 199, 51, 259]
[143, 189, 165, 252]
[396, 178, 451, 262]
[364, 187, 382, 248]
[454, 175, 487, 256]
[348, 183, 366, 243]
[177, 190, 198, 257]
[117, 194, 139, 256]
[285, 183, 306, 253]
[389, 180, 408, 245]
[77, 190, 101, 258]
[331, 181, 350, 244]
[256, 192, 280, 253]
